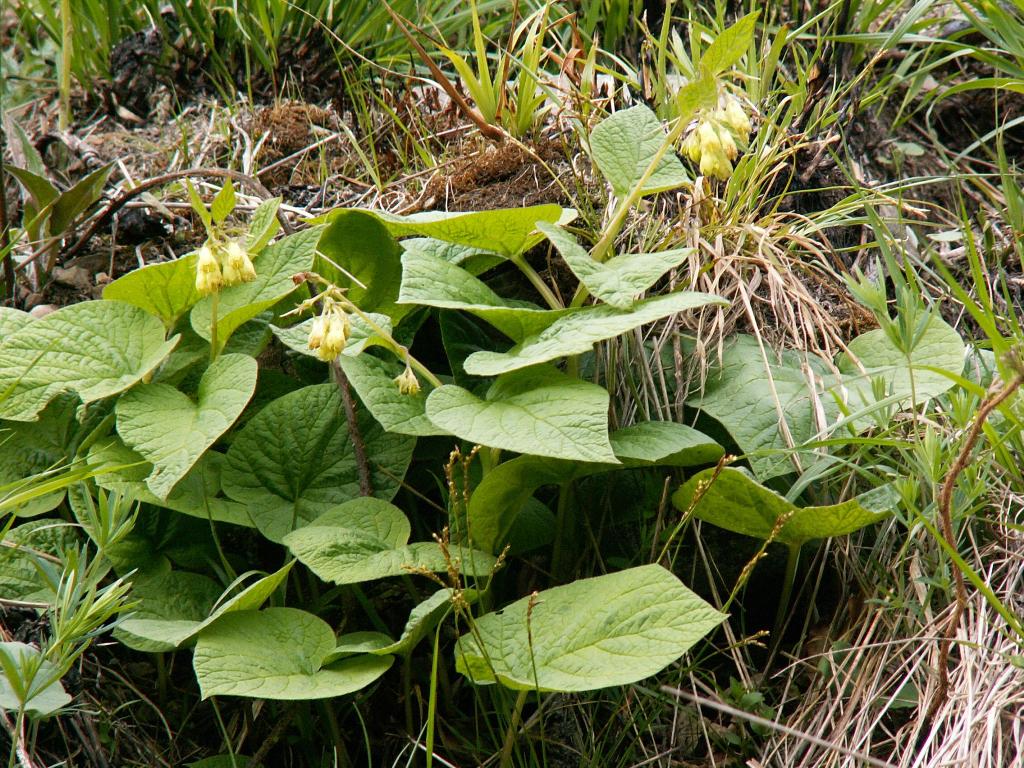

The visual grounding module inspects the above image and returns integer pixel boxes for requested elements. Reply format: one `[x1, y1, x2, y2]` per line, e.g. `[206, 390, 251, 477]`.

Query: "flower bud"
[723, 96, 751, 137]
[394, 365, 420, 396]
[223, 240, 257, 285]
[195, 245, 223, 295]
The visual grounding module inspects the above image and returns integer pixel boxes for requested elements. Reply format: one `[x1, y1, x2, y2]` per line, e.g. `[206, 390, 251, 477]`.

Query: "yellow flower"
[195, 245, 223, 295]
[222, 240, 257, 285]
[723, 96, 751, 137]
[717, 123, 738, 161]
[394, 365, 420, 396]
[681, 129, 702, 163]
[307, 300, 350, 361]
[697, 121, 723, 158]
[699, 144, 732, 181]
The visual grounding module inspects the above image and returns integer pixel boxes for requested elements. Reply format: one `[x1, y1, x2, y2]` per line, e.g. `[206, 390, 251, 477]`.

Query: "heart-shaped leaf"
[398, 249, 569, 340]
[116, 354, 257, 499]
[590, 106, 690, 198]
[538, 222, 692, 309]
[283, 498, 496, 584]
[426, 366, 617, 463]
[222, 384, 415, 542]
[463, 291, 727, 376]
[191, 227, 320, 354]
[455, 565, 726, 691]
[0, 307, 32, 338]
[373, 588, 478, 657]
[103, 254, 202, 330]
[0, 301, 178, 422]
[193, 608, 393, 700]
[671, 466, 899, 547]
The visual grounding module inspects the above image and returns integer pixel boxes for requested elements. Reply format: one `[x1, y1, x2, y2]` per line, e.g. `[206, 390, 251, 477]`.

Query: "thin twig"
[332, 360, 373, 497]
[928, 366, 1024, 721]
[249, 705, 296, 768]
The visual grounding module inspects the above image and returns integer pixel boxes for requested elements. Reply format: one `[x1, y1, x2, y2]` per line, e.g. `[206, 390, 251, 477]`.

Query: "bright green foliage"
[0, 307, 33, 337]
[102, 253, 202, 330]
[0, 642, 72, 716]
[674, 467, 900, 547]
[0, 521, 76, 602]
[116, 354, 257, 499]
[455, 565, 726, 691]
[0, 398, 76, 516]
[590, 105, 691, 198]
[191, 226, 321, 354]
[283, 497, 495, 584]
[221, 384, 415, 541]
[192, 608, 393, 700]
[373, 588, 477, 657]
[462, 291, 727, 376]
[426, 366, 617, 463]
[538, 221, 693, 309]
[0, 301, 178, 422]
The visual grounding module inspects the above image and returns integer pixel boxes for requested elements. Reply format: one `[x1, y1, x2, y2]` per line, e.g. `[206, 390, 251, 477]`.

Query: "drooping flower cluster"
[307, 297, 351, 362]
[394, 365, 420, 396]
[681, 94, 752, 181]
[194, 239, 257, 295]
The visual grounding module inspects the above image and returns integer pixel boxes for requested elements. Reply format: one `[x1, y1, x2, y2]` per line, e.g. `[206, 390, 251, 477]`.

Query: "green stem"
[425, 625, 443, 768]
[343, 303, 443, 388]
[772, 544, 801, 644]
[59, 0, 72, 131]
[510, 254, 563, 310]
[499, 690, 529, 768]
[550, 481, 575, 584]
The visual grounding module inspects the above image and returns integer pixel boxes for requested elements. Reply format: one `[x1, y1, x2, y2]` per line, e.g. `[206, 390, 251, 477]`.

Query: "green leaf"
[398, 249, 569, 341]
[0, 301, 178, 422]
[590, 106, 690, 198]
[455, 565, 725, 691]
[193, 608, 393, 700]
[0, 641, 72, 716]
[317, 211, 404, 315]
[0, 307, 33, 338]
[210, 181, 236, 225]
[51, 164, 113, 234]
[246, 198, 282, 253]
[463, 291, 727, 376]
[323, 632, 395, 664]
[701, 12, 758, 75]
[116, 563, 293, 651]
[400, 237, 504, 276]
[102, 253, 202, 330]
[191, 227, 321, 354]
[186, 181, 213, 232]
[283, 497, 495, 585]
[374, 205, 572, 258]
[336, 354, 447, 437]
[426, 366, 617, 463]
[671, 467, 898, 547]
[221, 384, 415, 542]
[115, 571, 222, 652]
[89, 439, 253, 527]
[0, 521, 76, 602]
[373, 588, 478, 657]
[116, 354, 257, 499]
[689, 319, 965, 481]
[0, 397, 75, 516]
[538, 222, 692, 309]
[609, 421, 723, 467]
[5, 166, 58, 210]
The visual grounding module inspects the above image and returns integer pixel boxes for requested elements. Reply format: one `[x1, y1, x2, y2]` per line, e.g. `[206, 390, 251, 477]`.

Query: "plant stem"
[550, 481, 575, 584]
[59, 0, 72, 131]
[510, 254, 563, 310]
[425, 623, 443, 768]
[771, 543, 801, 647]
[499, 690, 529, 768]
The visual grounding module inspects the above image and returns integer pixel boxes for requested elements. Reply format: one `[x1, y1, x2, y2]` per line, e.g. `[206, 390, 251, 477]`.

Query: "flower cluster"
[307, 297, 351, 362]
[681, 94, 752, 181]
[194, 239, 257, 295]
[394, 365, 420, 396]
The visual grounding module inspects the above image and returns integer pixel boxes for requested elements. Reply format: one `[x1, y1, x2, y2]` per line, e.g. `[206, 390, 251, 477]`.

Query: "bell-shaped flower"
[195, 244, 223, 295]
